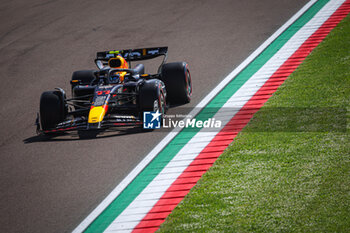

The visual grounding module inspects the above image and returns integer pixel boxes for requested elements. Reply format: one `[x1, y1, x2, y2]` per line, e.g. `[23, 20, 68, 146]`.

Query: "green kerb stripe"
[84, 1, 329, 232]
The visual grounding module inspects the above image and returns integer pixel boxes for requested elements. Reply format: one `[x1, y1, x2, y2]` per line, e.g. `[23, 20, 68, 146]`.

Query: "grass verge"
[159, 15, 350, 232]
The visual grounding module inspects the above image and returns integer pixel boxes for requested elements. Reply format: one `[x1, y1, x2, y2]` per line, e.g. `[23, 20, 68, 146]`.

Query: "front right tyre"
[40, 91, 66, 131]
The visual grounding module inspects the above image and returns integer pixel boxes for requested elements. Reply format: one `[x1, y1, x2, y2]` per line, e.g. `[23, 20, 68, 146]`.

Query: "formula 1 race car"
[36, 47, 192, 134]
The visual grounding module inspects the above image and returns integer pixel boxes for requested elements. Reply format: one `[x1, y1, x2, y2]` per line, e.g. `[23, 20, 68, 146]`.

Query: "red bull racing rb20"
[36, 47, 192, 134]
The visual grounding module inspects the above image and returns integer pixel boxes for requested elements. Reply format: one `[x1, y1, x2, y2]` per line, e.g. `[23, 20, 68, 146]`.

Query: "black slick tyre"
[139, 80, 166, 114]
[71, 70, 96, 110]
[139, 80, 166, 129]
[160, 62, 192, 104]
[40, 91, 66, 131]
[71, 70, 96, 93]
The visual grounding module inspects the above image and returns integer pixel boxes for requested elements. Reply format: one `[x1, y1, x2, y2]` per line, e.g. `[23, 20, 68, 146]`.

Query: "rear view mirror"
[95, 60, 104, 70]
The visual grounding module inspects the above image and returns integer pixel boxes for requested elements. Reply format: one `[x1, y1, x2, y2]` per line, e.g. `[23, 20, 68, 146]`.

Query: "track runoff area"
[73, 0, 350, 232]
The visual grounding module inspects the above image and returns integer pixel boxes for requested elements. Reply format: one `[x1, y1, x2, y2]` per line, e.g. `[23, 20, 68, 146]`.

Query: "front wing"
[36, 115, 143, 134]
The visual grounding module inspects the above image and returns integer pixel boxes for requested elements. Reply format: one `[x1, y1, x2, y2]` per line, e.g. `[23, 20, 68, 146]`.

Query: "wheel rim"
[186, 69, 192, 99]
[159, 90, 166, 116]
[153, 89, 166, 116]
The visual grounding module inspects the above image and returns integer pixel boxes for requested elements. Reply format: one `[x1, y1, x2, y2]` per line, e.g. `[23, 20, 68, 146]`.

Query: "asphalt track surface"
[0, 0, 309, 232]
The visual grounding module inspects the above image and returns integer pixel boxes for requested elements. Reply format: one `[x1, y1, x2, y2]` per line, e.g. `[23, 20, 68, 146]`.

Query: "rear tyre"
[71, 70, 96, 93]
[40, 91, 66, 131]
[160, 62, 192, 104]
[71, 70, 96, 110]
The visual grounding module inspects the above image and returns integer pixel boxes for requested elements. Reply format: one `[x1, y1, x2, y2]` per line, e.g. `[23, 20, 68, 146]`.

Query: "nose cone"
[88, 105, 108, 123]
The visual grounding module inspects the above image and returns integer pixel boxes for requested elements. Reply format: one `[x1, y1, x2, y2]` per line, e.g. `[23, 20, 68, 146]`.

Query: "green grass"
[158, 15, 350, 233]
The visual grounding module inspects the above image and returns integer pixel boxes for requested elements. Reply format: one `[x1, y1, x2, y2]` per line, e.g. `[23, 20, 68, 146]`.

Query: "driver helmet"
[108, 55, 129, 83]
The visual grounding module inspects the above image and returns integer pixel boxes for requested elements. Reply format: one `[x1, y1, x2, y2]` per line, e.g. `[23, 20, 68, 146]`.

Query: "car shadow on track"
[23, 127, 153, 143]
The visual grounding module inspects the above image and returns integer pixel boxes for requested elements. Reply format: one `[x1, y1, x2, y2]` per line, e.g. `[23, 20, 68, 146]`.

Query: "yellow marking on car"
[109, 50, 120, 54]
[88, 105, 107, 123]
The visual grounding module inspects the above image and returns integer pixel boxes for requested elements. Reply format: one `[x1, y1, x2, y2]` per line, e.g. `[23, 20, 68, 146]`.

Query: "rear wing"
[96, 47, 168, 62]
